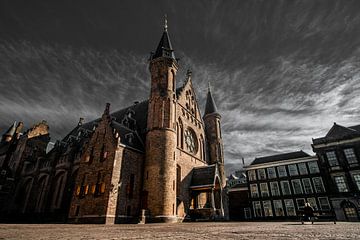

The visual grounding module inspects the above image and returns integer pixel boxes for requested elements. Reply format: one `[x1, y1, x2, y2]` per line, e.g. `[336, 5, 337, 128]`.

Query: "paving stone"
[0, 222, 359, 240]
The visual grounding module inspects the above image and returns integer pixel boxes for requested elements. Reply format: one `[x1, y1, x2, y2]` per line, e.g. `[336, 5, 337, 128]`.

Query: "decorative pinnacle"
[164, 14, 168, 31]
[208, 82, 211, 92]
[104, 103, 110, 115]
[186, 69, 192, 78]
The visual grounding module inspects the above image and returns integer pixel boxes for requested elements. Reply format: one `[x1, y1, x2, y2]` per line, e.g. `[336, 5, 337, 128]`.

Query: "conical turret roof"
[3, 121, 17, 137]
[151, 16, 176, 60]
[204, 87, 218, 116]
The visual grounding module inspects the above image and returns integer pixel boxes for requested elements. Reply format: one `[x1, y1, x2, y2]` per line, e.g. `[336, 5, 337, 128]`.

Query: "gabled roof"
[111, 100, 148, 139]
[313, 123, 360, 145]
[190, 165, 218, 189]
[59, 100, 148, 152]
[325, 123, 357, 138]
[250, 150, 311, 166]
[111, 120, 144, 151]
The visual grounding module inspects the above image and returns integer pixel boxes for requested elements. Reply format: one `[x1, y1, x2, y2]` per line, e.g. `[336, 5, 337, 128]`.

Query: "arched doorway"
[341, 200, 359, 221]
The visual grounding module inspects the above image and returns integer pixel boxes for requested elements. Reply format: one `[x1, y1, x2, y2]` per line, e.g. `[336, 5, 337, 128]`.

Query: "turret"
[203, 84, 225, 187]
[143, 16, 179, 222]
[1, 121, 17, 143]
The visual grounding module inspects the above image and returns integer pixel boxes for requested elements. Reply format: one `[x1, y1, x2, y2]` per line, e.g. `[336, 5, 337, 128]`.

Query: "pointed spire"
[204, 83, 218, 116]
[2, 121, 17, 142]
[151, 15, 176, 60]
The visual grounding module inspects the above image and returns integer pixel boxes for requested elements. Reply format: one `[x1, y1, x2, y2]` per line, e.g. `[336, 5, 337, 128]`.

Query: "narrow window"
[253, 201, 262, 217]
[248, 170, 257, 181]
[288, 164, 299, 176]
[262, 201, 273, 217]
[280, 181, 291, 195]
[352, 174, 360, 190]
[297, 163, 308, 175]
[273, 200, 284, 216]
[257, 169, 266, 180]
[100, 145, 107, 162]
[267, 167, 276, 179]
[291, 179, 303, 194]
[250, 184, 259, 198]
[260, 183, 269, 197]
[334, 175, 349, 192]
[302, 178, 313, 194]
[277, 166, 287, 177]
[308, 161, 320, 174]
[284, 199, 296, 216]
[312, 177, 325, 193]
[270, 182, 280, 196]
[318, 197, 330, 210]
[326, 151, 339, 166]
[344, 148, 357, 164]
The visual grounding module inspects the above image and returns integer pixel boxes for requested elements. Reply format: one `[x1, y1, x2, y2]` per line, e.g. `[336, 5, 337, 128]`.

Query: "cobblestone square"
[0, 222, 359, 240]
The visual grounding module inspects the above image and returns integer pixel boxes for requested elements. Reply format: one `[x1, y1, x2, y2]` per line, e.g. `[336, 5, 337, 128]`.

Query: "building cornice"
[312, 137, 360, 149]
[244, 156, 318, 170]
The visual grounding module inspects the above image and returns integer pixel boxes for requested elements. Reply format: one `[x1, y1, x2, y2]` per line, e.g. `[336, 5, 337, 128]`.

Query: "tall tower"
[143, 16, 179, 222]
[203, 85, 226, 187]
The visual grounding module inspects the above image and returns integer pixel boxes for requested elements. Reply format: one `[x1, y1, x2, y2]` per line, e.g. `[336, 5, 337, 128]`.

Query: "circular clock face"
[185, 129, 197, 154]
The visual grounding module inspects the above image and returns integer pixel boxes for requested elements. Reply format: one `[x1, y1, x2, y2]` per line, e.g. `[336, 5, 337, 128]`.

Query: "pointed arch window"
[178, 118, 184, 149]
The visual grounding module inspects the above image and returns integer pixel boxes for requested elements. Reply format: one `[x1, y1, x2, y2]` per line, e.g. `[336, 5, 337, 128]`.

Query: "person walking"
[302, 202, 315, 224]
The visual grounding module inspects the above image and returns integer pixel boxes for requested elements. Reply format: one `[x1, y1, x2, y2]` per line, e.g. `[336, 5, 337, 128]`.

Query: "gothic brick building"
[0, 20, 226, 224]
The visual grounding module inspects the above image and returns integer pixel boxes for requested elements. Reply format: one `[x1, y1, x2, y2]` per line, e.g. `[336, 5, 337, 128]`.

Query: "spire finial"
[208, 82, 211, 92]
[164, 14, 168, 31]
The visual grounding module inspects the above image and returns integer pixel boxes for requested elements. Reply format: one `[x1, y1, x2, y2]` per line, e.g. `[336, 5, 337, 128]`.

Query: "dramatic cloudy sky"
[1, 0, 360, 174]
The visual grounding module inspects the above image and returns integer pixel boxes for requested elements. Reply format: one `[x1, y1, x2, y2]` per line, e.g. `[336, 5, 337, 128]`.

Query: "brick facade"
[0, 22, 225, 224]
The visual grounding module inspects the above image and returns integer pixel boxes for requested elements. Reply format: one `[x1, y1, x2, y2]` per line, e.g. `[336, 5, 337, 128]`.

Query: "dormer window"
[122, 118, 129, 128]
[125, 133, 134, 145]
